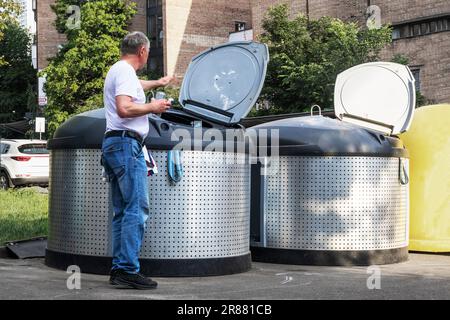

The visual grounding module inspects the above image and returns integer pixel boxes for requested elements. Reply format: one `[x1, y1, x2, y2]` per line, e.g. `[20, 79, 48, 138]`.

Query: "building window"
[148, 15, 163, 49]
[392, 28, 401, 40]
[147, 0, 163, 77]
[412, 24, 421, 36]
[235, 21, 246, 32]
[411, 68, 421, 92]
[392, 14, 450, 40]
[147, 0, 162, 8]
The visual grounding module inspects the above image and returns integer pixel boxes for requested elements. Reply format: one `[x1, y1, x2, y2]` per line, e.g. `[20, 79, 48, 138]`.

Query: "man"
[102, 31, 173, 289]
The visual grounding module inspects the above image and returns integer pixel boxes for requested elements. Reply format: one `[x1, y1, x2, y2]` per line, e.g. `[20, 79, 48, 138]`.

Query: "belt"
[104, 130, 143, 145]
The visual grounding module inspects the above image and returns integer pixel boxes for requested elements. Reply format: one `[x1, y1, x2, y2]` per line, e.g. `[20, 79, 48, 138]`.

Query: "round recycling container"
[249, 115, 411, 266]
[400, 104, 450, 252]
[45, 41, 269, 276]
[45, 108, 252, 276]
[250, 62, 416, 266]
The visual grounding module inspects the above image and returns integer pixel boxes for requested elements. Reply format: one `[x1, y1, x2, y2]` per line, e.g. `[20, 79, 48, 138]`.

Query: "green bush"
[0, 22, 37, 121]
[42, 0, 137, 137]
[0, 0, 21, 66]
[254, 4, 393, 115]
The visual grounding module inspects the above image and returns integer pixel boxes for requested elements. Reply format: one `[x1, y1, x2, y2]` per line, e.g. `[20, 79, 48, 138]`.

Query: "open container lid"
[334, 62, 416, 135]
[179, 41, 269, 126]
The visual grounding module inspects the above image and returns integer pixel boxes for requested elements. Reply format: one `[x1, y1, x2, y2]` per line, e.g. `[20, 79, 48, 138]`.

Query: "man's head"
[120, 31, 150, 70]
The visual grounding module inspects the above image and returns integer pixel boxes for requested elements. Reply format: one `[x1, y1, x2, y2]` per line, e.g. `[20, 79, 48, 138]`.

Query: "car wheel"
[0, 172, 10, 190]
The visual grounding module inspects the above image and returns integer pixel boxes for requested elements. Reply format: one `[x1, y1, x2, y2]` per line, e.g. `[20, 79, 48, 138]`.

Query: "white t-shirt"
[104, 60, 149, 138]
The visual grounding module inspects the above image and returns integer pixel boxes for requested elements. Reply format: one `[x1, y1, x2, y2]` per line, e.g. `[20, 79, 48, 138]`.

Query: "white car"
[0, 139, 49, 190]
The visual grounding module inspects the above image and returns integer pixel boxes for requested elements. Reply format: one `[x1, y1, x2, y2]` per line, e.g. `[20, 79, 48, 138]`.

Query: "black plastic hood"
[250, 116, 408, 157]
[47, 108, 247, 153]
[48, 110, 408, 158]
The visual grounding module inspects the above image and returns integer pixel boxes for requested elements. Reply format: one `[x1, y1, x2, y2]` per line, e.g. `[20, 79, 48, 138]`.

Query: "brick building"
[36, 0, 66, 71]
[163, 0, 252, 80]
[250, 0, 450, 103]
[36, 0, 252, 81]
[36, 0, 449, 103]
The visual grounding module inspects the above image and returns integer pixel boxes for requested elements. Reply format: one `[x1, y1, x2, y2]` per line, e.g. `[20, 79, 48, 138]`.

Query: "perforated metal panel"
[47, 149, 250, 259]
[143, 151, 250, 258]
[48, 149, 112, 256]
[260, 156, 409, 251]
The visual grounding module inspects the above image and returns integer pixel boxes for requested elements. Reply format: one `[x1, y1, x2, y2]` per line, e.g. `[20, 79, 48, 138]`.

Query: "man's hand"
[157, 75, 175, 87]
[140, 75, 175, 91]
[150, 99, 171, 113]
[116, 95, 170, 118]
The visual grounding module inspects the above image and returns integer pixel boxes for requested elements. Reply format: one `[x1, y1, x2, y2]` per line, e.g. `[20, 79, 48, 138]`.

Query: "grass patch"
[0, 188, 48, 245]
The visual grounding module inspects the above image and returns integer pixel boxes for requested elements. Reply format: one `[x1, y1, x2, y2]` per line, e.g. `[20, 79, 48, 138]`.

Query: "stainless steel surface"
[258, 156, 409, 251]
[48, 149, 250, 259]
[48, 149, 112, 256]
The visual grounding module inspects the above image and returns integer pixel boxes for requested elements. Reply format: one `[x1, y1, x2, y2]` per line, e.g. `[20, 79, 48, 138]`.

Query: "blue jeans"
[101, 136, 149, 274]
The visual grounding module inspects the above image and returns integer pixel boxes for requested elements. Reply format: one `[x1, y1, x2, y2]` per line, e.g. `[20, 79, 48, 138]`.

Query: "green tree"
[42, 0, 137, 136]
[0, 0, 21, 66]
[253, 4, 392, 115]
[0, 22, 37, 121]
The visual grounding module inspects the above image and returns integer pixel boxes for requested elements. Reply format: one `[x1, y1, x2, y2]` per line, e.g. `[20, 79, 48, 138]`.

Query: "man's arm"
[140, 75, 175, 91]
[116, 95, 171, 118]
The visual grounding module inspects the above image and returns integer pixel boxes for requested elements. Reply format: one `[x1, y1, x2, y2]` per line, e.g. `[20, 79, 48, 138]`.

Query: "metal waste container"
[45, 41, 269, 276]
[250, 62, 416, 266]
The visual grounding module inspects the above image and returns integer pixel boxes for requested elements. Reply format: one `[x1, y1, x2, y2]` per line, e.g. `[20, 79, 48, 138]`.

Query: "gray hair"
[120, 31, 150, 55]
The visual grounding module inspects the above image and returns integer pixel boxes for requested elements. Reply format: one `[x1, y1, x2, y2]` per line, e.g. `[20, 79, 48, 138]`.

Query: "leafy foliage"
[42, 0, 136, 136]
[0, 22, 37, 121]
[52, 0, 134, 41]
[0, 0, 21, 66]
[254, 4, 393, 115]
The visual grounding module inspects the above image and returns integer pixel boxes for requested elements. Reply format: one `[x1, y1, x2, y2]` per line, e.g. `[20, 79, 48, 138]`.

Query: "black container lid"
[250, 115, 408, 158]
[47, 108, 248, 153]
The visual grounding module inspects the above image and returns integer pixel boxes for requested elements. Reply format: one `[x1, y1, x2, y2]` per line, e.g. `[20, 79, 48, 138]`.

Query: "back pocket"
[103, 145, 124, 154]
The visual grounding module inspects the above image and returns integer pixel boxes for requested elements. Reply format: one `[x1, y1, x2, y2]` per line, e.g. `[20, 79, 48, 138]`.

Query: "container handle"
[311, 105, 322, 116]
[399, 158, 409, 185]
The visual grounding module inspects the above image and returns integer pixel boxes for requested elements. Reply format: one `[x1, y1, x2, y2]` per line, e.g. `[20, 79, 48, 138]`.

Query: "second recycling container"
[250, 62, 416, 266]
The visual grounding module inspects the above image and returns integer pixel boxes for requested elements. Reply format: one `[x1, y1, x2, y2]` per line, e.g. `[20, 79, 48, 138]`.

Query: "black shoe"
[111, 270, 158, 290]
[109, 269, 120, 285]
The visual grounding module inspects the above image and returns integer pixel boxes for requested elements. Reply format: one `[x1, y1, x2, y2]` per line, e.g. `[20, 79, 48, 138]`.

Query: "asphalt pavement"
[0, 253, 449, 300]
